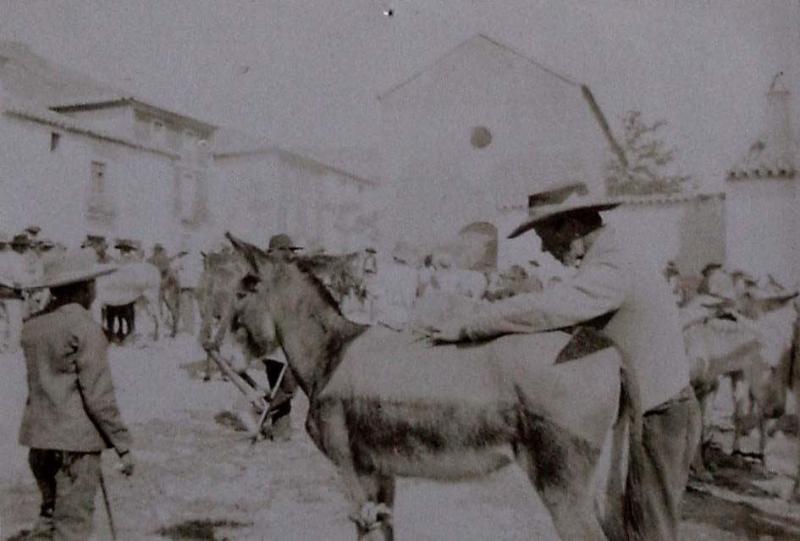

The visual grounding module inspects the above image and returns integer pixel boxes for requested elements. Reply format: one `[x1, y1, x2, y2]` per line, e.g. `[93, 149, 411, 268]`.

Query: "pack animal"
[684, 296, 800, 500]
[226, 233, 647, 541]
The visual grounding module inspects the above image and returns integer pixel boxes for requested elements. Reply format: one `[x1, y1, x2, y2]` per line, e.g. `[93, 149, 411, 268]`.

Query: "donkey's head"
[226, 232, 349, 349]
[225, 233, 287, 351]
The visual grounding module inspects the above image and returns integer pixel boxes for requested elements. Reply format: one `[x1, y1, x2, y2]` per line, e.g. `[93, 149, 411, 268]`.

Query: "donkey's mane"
[293, 257, 345, 316]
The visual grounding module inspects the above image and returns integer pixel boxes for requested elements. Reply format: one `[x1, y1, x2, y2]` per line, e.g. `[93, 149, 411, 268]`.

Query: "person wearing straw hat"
[266, 233, 303, 260]
[424, 181, 700, 541]
[18, 249, 133, 540]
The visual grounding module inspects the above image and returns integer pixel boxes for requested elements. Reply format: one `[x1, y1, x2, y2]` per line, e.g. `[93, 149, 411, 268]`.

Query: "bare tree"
[605, 111, 692, 196]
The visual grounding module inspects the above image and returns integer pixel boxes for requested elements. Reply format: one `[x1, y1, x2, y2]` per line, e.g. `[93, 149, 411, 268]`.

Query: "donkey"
[226, 233, 646, 541]
[683, 294, 800, 499]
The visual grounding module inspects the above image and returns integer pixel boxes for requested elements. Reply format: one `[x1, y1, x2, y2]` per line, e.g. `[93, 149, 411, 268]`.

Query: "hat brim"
[24, 264, 117, 290]
[268, 246, 303, 253]
[507, 202, 621, 239]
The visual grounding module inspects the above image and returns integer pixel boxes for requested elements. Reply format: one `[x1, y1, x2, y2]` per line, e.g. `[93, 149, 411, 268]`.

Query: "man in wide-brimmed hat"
[82, 234, 111, 264]
[18, 249, 133, 540]
[115, 238, 143, 263]
[266, 233, 303, 261]
[11, 233, 31, 254]
[261, 233, 303, 437]
[425, 181, 700, 541]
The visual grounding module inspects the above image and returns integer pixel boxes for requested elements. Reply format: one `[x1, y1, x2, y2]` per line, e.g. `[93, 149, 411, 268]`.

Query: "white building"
[378, 34, 625, 250]
[212, 130, 381, 253]
[0, 42, 377, 255]
[726, 74, 798, 286]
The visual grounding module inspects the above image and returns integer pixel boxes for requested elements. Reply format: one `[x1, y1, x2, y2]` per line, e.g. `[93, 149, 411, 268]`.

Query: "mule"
[95, 262, 161, 341]
[728, 302, 800, 501]
[683, 295, 800, 500]
[684, 312, 762, 479]
[225, 233, 646, 541]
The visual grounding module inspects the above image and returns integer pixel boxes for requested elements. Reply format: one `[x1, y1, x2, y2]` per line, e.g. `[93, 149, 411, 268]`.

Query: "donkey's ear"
[226, 232, 267, 274]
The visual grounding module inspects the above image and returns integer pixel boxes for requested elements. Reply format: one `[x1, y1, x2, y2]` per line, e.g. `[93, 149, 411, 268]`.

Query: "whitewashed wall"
[0, 113, 183, 250]
[213, 150, 379, 253]
[726, 178, 798, 286]
[379, 36, 612, 249]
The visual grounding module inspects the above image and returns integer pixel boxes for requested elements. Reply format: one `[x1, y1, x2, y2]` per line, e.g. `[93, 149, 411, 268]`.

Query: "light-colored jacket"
[19, 303, 131, 453]
[460, 226, 690, 411]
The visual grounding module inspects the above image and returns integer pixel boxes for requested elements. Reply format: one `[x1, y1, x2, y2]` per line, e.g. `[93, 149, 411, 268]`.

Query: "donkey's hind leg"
[516, 416, 606, 541]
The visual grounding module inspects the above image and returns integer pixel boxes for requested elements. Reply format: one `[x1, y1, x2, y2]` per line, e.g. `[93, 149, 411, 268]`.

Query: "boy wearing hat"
[426, 182, 700, 541]
[19, 250, 133, 540]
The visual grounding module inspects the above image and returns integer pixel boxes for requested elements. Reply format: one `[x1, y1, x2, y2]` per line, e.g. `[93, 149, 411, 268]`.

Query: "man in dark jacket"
[19, 249, 133, 540]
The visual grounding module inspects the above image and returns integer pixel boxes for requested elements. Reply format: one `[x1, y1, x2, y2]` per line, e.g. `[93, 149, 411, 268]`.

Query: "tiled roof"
[212, 128, 379, 187]
[0, 41, 122, 107]
[2, 97, 179, 159]
[727, 138, 796, 180]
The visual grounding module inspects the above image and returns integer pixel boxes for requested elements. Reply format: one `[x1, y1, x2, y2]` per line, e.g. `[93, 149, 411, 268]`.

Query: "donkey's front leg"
[308, 400, 392, 540]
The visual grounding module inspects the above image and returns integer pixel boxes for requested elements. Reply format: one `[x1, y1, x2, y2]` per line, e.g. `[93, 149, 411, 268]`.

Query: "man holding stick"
[19, 249, 134, 540]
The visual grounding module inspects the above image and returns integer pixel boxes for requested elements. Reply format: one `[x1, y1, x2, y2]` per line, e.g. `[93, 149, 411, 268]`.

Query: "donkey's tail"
[604, 349, 647, 541]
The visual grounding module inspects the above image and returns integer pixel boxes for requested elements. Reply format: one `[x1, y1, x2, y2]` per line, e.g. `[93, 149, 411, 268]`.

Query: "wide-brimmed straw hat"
[267, 234, 302, 252]
[82, 234, 107, 249]
[115, 238, 140, 251]
[11, 234, 31, 248]
[25, 249, 117, 289]
[508, 182, 621, 239]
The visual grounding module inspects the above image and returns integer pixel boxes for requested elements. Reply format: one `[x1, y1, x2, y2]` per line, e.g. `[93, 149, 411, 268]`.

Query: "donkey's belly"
[344, 398, 518, 480]
[370, 446, 514, 480]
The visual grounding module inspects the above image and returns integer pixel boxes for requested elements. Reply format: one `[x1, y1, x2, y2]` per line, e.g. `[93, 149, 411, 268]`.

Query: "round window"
[471, 126, 492, 149]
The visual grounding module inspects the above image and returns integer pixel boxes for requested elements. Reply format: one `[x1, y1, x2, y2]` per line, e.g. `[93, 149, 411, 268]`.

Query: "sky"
[1, 0, 798, 189]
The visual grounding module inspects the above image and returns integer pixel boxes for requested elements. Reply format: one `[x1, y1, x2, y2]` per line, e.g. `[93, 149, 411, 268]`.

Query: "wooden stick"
[207, 349, 268, 411]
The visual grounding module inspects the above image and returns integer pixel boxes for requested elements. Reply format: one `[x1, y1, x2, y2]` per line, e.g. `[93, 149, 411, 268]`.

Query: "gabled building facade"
[378, 34, 625, 249]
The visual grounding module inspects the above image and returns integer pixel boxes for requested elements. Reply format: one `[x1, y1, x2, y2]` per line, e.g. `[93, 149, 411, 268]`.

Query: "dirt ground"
[3, 335, 800, 540]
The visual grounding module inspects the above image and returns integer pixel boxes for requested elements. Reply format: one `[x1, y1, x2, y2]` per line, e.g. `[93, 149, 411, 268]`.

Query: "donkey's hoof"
[350, 502, 392, 532]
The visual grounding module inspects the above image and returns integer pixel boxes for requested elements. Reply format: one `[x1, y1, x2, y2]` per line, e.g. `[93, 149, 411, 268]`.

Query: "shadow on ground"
[684, 444, 800, 540]
[156, 519, 252, 540]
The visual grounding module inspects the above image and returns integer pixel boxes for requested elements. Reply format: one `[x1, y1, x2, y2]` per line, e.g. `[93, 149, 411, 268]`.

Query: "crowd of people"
[6, 181, 799, 540]
[0, 230, 203, 350]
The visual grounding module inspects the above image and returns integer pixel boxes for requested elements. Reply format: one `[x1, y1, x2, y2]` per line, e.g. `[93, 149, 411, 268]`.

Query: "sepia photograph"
[1, 1, 800, 539]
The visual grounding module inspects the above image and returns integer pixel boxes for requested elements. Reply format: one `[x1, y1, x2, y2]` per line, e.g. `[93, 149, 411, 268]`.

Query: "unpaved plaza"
[3, 336, 800, 540]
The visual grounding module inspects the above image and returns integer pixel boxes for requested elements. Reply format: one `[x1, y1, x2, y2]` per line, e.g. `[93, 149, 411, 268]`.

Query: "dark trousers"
[270, 366, 297, 421]
[27, 449, 102, 541]
[634, 387, 702, 541]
